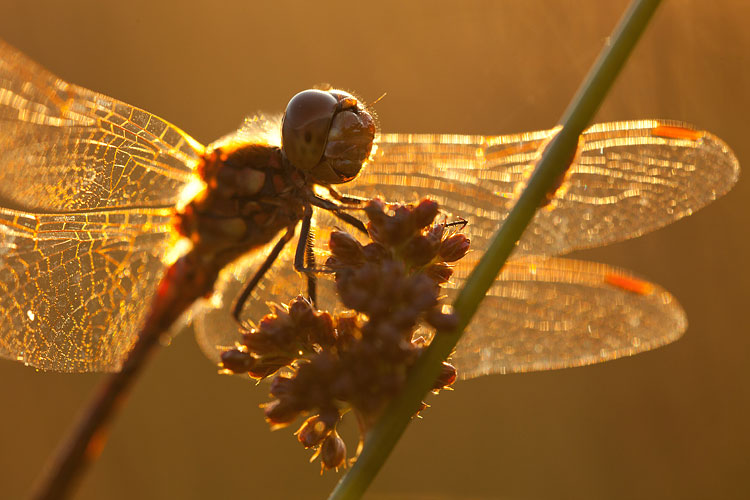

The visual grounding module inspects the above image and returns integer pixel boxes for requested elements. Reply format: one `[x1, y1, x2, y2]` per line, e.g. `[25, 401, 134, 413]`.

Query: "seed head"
[219, 198, 469, 471]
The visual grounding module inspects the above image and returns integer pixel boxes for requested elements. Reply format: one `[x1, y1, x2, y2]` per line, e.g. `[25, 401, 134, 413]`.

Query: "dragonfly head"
[281, 88, 376, 185]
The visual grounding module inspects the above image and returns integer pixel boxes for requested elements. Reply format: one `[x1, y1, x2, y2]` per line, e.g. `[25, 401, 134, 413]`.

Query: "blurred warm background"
[0, 1, 747, 499]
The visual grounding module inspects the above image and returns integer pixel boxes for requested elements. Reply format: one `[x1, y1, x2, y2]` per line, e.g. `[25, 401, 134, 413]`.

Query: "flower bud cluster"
[220, 198, 469, 471]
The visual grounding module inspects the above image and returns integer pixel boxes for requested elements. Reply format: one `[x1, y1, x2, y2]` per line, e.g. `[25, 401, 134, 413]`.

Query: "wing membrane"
[190, 116, 735, 375]
[436, 256, 686, 377]
[344, 120, 739, 255]
[0, 208, 177, 372]
[0, 39, 203, 212]
[193, 235, 685, 375]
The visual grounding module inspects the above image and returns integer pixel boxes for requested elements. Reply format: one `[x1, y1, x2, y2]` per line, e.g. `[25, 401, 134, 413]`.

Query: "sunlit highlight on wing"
[0, 40, 204, 371]
[195, 118, 737, 375]
[0, 37, 739, 376]
[346, 120, 739, 256]
[0, 207, 178, 372]
[0, 39, 204, 212]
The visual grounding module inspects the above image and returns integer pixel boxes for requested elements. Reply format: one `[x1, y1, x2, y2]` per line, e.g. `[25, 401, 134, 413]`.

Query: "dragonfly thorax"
[178, 143, 307, 261]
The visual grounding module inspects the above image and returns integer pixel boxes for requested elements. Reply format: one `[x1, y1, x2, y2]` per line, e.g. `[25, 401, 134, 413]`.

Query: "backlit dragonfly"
[0, 39, 739, 378]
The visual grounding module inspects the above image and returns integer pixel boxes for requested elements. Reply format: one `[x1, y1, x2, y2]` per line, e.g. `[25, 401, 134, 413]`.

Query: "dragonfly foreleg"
[325, 185, 368, 205]
[231, 227, 296, 323]
[310, 195, 368, 234]
[293, 208, 318, 306]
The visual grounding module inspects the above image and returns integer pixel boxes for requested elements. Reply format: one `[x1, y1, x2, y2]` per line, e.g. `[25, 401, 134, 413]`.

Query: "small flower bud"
[296, 415, 336, 448]
[439, 233, 470, 262]
[425, 224, 445, 247]
[362, 242, 388, 262]
[241, 331, 275, 354]
[269, 373, 295, 398]
[288, 295, 315, 324]
[365, 200, 413, 246]
[412, 199, 439, 228]
[402, 234, 440, 267]
[425, 307, 459, 331]
[432, 362, 457, 390]
[263, 398, 302, 427]
[219, 349, 254, 373]
[320, 431, 347, 471]
[309, 311, 337, 347]
[329, 231, 364, 263]
[424, 262, 453, 284]
[363, 198, 387, 220]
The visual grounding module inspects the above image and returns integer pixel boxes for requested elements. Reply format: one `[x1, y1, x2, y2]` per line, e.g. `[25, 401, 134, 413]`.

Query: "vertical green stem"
[328, 0, 663, 499]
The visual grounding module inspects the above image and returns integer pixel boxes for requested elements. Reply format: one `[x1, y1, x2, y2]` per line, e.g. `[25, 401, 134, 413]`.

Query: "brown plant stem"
[30, 249, 218, 500]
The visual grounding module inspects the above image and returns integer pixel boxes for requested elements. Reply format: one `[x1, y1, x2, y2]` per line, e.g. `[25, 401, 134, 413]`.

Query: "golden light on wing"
[0, 208, 178, 372]
[194, 218, 686, 376]
[0, 37, 738, 378]
[345, 120, 739, 256]
[200, 118, 737, 377]
[435, 256, 686, 377]
[0, 39, 204, 212]
[0, 39, 206, 372]
[192, 118, 737, 376]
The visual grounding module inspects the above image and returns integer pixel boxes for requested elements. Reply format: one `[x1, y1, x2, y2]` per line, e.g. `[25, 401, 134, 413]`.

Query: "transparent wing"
[193, 119, 735, 374]
[193, 235, 685, 375]
[0, 207, 178, 372]
[435, 255, 686, 377]
[343, 120, 739, 256]
[0, 39, 204, 211]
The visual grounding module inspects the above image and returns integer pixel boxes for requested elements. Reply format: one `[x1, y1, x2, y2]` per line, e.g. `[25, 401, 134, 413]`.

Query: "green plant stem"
[328, 0, 663, 498]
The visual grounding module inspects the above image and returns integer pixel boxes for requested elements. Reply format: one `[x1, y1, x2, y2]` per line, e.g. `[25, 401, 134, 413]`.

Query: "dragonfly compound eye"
[282, 89, 376, 185]
[282, 89, 338, 171]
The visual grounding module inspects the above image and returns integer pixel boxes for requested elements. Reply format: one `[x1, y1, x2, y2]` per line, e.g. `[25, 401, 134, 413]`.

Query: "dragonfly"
[0, 38, 739, 379]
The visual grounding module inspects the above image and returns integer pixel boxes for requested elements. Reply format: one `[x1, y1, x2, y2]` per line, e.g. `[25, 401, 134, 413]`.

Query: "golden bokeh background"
[0, 1, 748, 499]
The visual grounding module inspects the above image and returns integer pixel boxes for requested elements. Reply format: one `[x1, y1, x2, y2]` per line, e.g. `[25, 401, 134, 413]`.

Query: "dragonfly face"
[0, 39, 740, 375]
[281, 88, 376, 184]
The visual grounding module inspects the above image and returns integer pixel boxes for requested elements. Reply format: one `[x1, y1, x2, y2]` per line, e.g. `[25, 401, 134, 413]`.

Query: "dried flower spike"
[219, 198, 469, 471]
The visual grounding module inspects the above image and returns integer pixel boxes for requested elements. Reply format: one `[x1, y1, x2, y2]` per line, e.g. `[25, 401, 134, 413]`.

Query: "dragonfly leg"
[293, 208, 318, 305]
[444, 216, 468, 230]
[325, 185, 368, 205]
[329, 209, 368, 235]
[310, 195, 368, 234]
[231, 227, 295, 322]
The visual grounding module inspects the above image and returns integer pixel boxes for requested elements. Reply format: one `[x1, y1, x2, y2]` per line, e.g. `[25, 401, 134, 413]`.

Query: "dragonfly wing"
[0, 207, 177, 372]
[0, 39, 204, 211]
[430, 255, 687, 378]
[195, 219, 685, 377]
[343, 120, 739, 256]
[288, 214, 687, 375]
